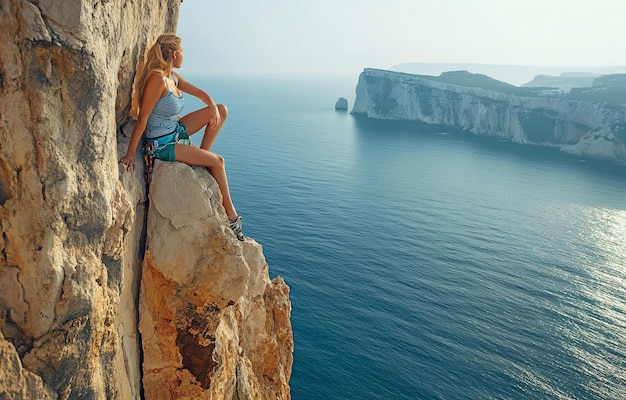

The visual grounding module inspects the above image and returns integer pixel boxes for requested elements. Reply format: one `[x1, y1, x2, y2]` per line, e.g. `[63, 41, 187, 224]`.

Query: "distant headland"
[352, 68, 626, 165]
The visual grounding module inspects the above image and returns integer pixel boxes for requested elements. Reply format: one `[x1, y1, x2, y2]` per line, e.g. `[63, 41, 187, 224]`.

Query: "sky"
[176, 0, 626, 78]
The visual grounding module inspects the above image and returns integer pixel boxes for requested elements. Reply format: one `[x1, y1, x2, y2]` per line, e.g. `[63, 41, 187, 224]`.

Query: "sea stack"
[335, 97, 348, 111]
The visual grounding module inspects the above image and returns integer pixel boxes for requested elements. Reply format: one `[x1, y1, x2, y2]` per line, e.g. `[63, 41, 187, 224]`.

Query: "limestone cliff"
[139, 162, 292, 399]
[352, 68, 626, 164]
[0, 1, 292, 399]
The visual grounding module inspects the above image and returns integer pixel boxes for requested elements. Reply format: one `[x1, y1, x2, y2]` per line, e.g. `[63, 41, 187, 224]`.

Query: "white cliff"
[352, 69, 626, 164]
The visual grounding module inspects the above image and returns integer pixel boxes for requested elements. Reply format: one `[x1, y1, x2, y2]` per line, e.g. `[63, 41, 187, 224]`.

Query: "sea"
[182, 73, 626, 400]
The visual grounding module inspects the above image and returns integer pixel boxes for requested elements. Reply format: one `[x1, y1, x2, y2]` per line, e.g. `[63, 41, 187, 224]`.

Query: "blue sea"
[183, 74, 626, 400]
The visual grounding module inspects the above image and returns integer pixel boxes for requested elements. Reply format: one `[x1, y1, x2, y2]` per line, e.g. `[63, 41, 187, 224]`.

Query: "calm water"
[183, 74, 626, 399]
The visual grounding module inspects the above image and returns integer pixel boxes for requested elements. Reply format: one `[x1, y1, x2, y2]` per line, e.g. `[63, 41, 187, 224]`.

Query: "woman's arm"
[173, 71, 216, 106]
[121, 73, 167, 171]
[173, 72, 221, 128]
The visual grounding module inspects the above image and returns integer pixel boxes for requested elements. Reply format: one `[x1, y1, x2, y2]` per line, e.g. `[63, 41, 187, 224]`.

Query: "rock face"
[0, 1, 293, 399]
[335, 97, 348, 111]
[352, 68, 626, 164]
[140, 162, 292, 399]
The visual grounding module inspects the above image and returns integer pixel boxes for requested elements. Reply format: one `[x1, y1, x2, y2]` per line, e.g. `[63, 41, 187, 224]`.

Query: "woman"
[120, 33, 243, 240]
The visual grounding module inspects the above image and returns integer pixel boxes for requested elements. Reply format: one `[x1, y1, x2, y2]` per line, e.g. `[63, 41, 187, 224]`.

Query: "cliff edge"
[0, 1, 292, 399]
[139, 162, 292, 399]
[352, 68, 626, 164]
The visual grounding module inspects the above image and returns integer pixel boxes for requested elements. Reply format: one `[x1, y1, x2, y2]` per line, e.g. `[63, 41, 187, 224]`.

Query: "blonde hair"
[130, 33, 181, 118]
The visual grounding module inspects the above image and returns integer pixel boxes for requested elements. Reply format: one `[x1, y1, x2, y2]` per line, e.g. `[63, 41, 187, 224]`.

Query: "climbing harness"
[143, 140, 156, 183]
[142, 130, 180, 183]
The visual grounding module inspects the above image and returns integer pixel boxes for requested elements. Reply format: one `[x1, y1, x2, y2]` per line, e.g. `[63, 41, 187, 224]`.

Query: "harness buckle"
[143, 141, 155, 183]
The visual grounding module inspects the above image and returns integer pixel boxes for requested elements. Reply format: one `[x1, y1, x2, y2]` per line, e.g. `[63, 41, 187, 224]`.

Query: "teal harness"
[143, 123, 191, 183]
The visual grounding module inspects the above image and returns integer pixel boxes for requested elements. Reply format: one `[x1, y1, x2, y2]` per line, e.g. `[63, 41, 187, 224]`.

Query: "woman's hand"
[120, 155, 136, 171]
[208, 104, 221, 128]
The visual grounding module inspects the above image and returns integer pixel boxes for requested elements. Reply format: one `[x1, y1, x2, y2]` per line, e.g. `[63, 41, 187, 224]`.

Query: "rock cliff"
[352, 68, 626, 164]
[0, 1, 292, 399]
[139, 162, 292, 400]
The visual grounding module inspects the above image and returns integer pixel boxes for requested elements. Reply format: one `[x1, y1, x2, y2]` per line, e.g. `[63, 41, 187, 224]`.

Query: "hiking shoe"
[229, 216, 244, 241]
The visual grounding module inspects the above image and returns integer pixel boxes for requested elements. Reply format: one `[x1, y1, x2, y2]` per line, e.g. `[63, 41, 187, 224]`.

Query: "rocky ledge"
[140, 161, 293, 399]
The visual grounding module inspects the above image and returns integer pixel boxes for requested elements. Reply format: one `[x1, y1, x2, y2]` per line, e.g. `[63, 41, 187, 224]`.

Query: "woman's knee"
[211, 154, 225, 169]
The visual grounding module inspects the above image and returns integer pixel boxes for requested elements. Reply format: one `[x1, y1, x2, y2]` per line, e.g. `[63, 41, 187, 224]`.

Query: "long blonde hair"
[130, 33, 181, 118]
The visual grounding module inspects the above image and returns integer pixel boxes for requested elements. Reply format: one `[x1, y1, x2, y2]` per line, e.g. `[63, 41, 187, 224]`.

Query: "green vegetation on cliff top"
[394, 70, 626, 106]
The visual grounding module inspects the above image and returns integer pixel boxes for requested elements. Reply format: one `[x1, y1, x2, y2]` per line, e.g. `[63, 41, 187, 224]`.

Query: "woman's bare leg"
[174, 143, 238, 220]
[179, 104, 228, 151]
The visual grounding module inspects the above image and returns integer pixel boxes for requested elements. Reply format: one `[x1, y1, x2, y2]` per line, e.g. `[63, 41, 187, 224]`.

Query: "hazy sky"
[176, 0, 626, 76]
